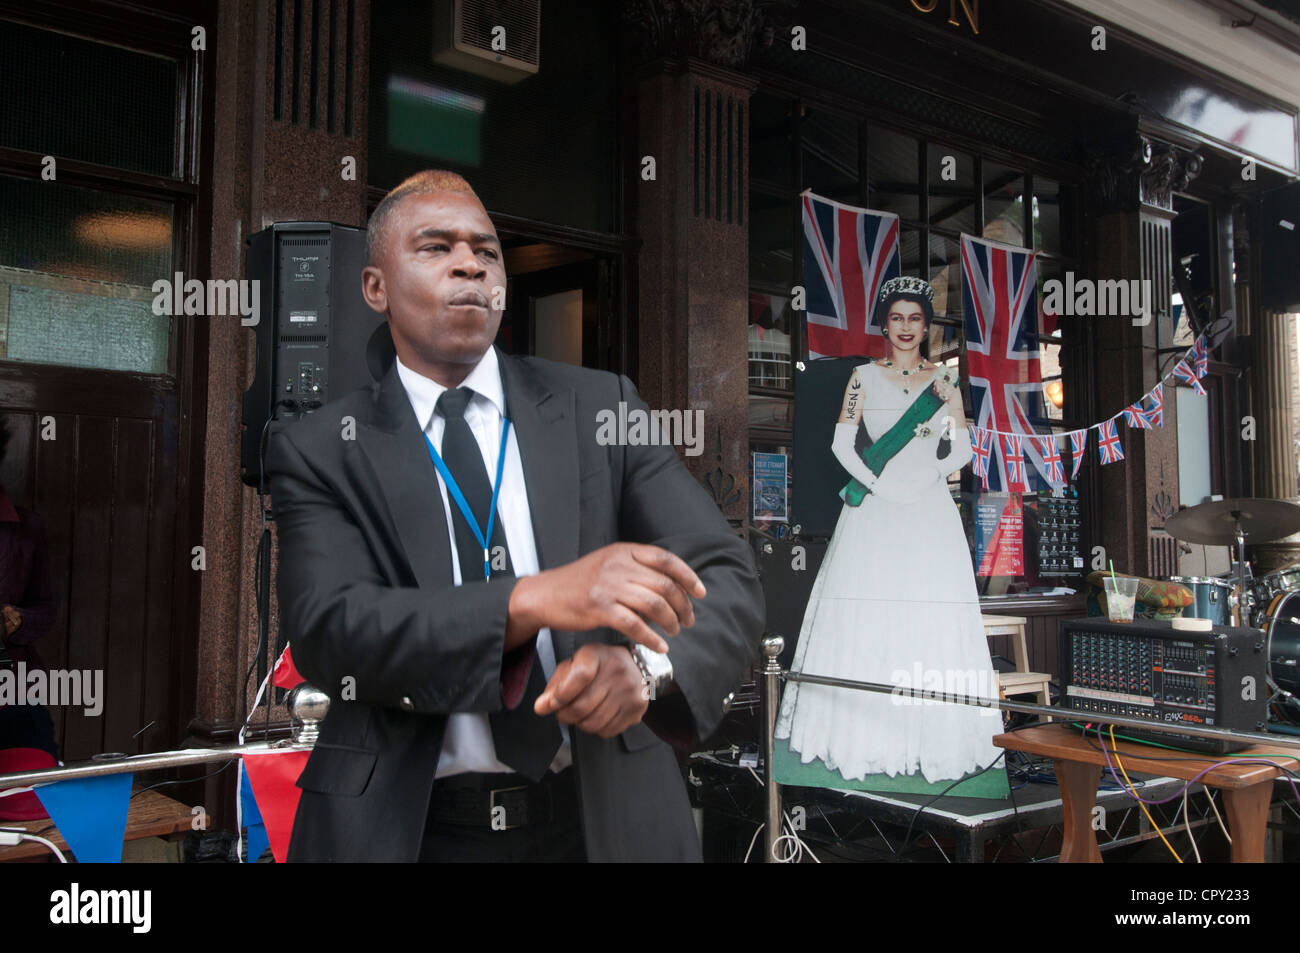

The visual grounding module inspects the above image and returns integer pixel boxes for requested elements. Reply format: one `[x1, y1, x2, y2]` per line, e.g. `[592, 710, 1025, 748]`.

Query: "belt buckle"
[489, 785, 529, 830]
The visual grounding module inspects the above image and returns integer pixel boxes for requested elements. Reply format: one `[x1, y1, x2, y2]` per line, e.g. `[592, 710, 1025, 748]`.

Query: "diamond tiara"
[878, 276, 935, 303]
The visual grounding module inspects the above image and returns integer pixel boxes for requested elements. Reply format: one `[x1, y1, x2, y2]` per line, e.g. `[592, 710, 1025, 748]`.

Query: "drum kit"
[1164, 497, 1300, 723]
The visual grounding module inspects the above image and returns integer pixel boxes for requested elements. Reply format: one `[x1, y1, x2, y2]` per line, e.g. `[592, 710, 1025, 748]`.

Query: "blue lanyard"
[423, 417, 511, 582]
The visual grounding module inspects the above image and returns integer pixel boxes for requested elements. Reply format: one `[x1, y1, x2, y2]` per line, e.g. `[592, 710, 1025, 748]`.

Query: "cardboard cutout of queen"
[774, 276, 1008, 798]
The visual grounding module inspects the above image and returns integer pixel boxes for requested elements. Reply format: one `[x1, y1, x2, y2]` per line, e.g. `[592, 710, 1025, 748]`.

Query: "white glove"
[936, 426, 973, 478]
[831, 422, 878, 490]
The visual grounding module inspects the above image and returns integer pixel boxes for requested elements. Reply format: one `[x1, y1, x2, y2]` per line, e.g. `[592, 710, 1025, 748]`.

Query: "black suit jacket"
[265, 347, 764, 861]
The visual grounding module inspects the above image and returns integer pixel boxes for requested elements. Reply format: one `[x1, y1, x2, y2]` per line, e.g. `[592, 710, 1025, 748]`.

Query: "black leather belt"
[427, 769, 578, 830]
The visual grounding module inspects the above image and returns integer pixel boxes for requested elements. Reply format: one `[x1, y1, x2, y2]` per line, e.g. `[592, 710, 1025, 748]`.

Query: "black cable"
[892, 718, 1054, 862]
[241, 402, 292, 732]
[894, 749, 1007, 862]
[130, 759, 235, 798]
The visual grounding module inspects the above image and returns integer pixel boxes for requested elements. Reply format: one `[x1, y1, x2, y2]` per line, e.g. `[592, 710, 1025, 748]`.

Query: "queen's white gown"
[775, 361, 1002, 783]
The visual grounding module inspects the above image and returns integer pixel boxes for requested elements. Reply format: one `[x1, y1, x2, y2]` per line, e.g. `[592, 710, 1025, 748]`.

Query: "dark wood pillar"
[1086, 134, 1201, 578]
[635, 57, 756, 526]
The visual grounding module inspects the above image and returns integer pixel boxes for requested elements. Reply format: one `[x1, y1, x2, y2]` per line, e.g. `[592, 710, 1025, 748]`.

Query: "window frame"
[747, 86, 1098, 599]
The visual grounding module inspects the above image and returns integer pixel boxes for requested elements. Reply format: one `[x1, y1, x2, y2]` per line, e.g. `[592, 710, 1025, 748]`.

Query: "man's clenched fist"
[534, 643, 649, 738]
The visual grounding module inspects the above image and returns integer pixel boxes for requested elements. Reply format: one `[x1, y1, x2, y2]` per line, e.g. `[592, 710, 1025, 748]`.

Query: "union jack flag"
[1096, 418, 1125, 465]
[962, 234, 1048, 492]
[1122, 401, 1152, 430]
[1193, 336, 1208, 379]
[971, 426, 994, 489]
[802, 192, 900, 359]
[1003, 433, 1028, 491]
[1068, 428, 1088, 479]
[1034, 435, 1065, 485]
[1173, 359, 1206, 396]
[1140, 383, 1164, 428]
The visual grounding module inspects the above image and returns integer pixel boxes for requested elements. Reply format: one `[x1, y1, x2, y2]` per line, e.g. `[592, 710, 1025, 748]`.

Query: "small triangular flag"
[34, 773, 133, 863]
[242, 751, 311, 863]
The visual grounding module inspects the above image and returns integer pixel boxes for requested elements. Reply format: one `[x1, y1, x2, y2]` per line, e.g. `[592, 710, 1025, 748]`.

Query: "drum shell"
[1170, 575, 1233, 625]
[1257, 564, 1300, 609]
[1263, 590, 1300, 697]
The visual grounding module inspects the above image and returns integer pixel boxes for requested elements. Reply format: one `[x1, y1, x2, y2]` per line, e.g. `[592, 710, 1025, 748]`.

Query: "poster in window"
[975, 492, 1024, 577]
[752, 451, 788, 523]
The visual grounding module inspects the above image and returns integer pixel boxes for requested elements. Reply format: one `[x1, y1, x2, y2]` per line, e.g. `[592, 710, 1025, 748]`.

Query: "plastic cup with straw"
[1104, 560, 1138, 622]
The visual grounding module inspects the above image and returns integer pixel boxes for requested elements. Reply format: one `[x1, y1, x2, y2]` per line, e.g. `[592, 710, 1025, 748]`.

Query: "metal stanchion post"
[762, 634, 785, 863]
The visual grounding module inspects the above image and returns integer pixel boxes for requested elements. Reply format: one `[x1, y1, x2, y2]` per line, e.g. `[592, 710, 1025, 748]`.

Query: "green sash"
[839, 383, 944, 506]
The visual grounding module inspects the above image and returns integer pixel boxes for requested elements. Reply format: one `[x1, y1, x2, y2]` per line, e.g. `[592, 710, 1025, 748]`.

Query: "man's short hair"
[366, 170, 480, 265]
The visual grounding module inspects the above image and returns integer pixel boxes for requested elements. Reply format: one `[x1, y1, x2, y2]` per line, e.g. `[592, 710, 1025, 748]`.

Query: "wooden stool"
[983, 614, 1052, 719]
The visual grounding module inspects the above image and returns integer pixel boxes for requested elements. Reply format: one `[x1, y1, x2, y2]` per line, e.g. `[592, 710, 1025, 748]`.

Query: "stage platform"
[689, 749, 1298, 862]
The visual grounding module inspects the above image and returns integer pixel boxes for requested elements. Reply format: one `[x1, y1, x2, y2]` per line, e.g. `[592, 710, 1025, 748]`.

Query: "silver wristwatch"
[627, 643, 674, 700]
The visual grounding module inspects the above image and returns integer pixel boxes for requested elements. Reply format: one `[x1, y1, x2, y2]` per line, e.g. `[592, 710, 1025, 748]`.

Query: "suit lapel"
[357, 361, 454, 590]
[499, 352, 580, 660]
[357, 349, 581, 649]
[497, 349, 580, 572]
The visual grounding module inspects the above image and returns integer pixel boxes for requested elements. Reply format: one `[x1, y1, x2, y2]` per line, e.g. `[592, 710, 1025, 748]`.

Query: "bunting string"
[969, 335, 1208, 484]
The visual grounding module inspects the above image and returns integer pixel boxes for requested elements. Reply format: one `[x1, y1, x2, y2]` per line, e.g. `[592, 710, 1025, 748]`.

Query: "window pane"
[749, 394, 792, 430]
[867, 126, 918, 221]
[983, 162, 1026, 246]
[1177, 386, 1212, 506]
[748, 292, 792, 389]
[928, 143, 976, 235]
[927, 234, 961, 319]
[1038, 260, 1066, 424]
[750, 191, 793, 287]
[0, 21, 178, 177]
[801, 108, 857, 204]
[926, 234, 963, 365]
[1034, 176, 1061, 254]
[751, 92, 792, 186]
[0, 176, 173, 373]
[900, 227, 922, 282]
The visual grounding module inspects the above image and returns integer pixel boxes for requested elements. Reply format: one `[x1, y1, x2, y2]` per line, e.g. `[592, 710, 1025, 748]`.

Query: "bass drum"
[1262, 590, 1300, 698]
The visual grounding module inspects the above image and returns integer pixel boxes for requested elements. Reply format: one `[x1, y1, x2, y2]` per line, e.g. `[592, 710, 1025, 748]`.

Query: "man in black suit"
[266, 170, 763, 861]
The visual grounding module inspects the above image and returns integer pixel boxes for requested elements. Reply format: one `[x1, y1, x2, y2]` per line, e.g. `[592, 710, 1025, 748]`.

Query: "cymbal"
[1165, 497, 1300, 546]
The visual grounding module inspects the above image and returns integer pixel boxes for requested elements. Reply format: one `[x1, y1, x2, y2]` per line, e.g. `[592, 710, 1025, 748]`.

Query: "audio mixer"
[1058, 618, 1269, 753]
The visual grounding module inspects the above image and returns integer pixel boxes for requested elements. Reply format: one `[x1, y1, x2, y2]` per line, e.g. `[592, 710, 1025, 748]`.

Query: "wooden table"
[0, 786, 194, 862]
[994, 724, 1300, 863]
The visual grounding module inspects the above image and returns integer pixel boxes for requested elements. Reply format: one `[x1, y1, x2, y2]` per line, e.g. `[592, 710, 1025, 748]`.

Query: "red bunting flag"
[241, 751, 312, 864]
[272, 645, 305, 691]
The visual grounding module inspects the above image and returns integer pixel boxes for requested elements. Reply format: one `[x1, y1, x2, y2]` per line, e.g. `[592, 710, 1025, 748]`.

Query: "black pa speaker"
[241, 222, 387, 487]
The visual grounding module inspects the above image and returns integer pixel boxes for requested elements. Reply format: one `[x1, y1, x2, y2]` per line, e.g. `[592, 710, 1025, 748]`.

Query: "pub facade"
[0, 0, 1297, 828]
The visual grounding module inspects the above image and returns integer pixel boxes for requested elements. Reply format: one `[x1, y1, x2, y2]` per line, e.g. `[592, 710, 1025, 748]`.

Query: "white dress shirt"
[395, 347, 572, 778]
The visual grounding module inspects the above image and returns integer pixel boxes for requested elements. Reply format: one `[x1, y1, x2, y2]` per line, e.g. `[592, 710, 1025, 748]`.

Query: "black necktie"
[434, 387, 561, 781]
